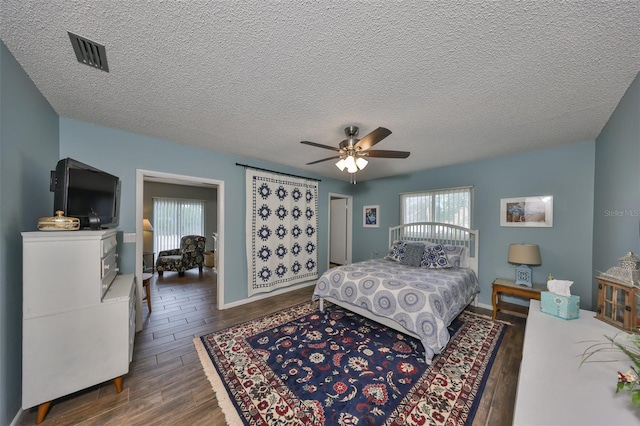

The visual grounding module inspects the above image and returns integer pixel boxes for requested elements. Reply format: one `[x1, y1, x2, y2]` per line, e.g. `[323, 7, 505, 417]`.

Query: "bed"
[312, 222, 480, 363]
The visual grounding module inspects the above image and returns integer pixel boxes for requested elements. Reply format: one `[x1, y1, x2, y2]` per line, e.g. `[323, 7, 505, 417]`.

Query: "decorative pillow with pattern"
[385, 240, 407, 263]
[399, 242, 425, 267]
[442, 245, 465, 268]
[420, 244, 453, 269]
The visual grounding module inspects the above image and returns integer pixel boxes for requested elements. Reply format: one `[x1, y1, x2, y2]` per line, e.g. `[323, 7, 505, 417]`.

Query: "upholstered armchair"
[156, 235, 206, 277]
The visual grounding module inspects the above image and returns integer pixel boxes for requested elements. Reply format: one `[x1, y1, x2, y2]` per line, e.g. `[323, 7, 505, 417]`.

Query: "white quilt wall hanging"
[246, 169, 319, 296]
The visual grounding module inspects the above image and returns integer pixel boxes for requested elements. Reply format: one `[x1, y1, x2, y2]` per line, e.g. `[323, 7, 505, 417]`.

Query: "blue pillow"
[420, 244, 453, 269]
[399, 242, 425, 267]
[385, 240, 407, 263]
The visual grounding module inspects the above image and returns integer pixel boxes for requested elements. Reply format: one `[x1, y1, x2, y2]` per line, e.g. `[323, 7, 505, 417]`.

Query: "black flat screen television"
[50, 158, 121, 229]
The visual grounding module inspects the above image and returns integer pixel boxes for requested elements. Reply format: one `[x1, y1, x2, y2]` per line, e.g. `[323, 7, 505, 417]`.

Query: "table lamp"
[143, 219, 154, 232]
[508, 243, 541, 287]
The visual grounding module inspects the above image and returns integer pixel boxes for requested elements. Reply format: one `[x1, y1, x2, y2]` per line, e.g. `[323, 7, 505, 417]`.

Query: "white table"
[514, 300, 640, 425]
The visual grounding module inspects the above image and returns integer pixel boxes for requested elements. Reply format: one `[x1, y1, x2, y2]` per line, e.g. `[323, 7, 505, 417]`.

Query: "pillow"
[442, 245, 465, 268]
[385, 240, 407, 263]
[420, 244, 453, 269]
[399, 242, 425, 267]
[421, 243, 465, 267]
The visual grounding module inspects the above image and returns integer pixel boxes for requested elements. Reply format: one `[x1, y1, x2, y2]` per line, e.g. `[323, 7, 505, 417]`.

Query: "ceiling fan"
[301, 126, 410, 183]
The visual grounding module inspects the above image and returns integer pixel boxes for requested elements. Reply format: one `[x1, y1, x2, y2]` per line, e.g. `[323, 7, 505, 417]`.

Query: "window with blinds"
[400, 186, 473, 228]
[153, 197, 205, 252]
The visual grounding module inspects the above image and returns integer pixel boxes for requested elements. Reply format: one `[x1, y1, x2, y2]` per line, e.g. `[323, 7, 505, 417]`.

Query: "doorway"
[135, 169, 225, 330]
[328, 193, 352, 268]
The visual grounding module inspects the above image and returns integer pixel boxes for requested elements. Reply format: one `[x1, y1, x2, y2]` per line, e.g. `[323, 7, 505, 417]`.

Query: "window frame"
[399, 185, 474, 229]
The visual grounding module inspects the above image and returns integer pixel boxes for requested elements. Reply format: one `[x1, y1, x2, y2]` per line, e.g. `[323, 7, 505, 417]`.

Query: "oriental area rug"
[194, 301, 506, 425]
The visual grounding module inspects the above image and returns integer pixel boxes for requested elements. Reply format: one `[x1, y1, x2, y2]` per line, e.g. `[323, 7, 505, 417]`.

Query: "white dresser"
[514, 300, 640, 425]
[21, 230, 136, 423]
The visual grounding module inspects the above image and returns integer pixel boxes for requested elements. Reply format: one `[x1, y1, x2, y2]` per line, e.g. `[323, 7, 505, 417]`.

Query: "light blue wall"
[0, 41, 59, 425]
[352, 141, 596, 309]
[59, 118, 354, 304]
[59, 116, 597, 311]
[593, 72, 640, 304]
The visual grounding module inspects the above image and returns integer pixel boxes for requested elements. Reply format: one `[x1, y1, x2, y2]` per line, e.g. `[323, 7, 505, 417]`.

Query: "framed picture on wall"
[500, 196, 553, 227]
[363, 205, 380, 228]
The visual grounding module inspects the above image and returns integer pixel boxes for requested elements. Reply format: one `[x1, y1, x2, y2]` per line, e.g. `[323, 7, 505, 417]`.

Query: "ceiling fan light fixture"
[301, 125, 406, 183]
[355, 156, 368, 170]
[344, 155, 357, 173]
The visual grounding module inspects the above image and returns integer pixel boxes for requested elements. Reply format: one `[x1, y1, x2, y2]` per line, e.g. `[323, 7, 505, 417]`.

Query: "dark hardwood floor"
[19, 268, 526, 425]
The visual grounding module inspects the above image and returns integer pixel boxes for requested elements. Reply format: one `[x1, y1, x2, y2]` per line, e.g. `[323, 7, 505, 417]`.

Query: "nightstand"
[492, 278, 546, 319]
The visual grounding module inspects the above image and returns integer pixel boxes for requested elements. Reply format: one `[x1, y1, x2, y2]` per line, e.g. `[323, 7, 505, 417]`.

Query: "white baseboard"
[476, 301, 492, 311]
[220, 280, 316, 310]
[10, 408, 23, 426]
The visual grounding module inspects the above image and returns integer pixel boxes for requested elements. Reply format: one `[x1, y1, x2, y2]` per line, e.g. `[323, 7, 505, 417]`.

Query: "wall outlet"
[123, 233, 136, 243]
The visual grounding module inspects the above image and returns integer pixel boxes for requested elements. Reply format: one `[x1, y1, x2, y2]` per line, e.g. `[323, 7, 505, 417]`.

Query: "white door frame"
[135, 169, 225, 330]
[327, 193, 352, 268]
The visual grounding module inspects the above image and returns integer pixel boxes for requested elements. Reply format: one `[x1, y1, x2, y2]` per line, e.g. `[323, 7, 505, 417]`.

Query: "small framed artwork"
[500, 196, 553, 227]
[363, 205, 380, 228]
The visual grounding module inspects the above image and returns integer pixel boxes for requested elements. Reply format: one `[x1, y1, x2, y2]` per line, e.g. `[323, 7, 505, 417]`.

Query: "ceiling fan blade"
[365, 150, 410, 158]
[301, 140, 341, 152]
[354, 127, 392, 151]
[306, 155, 342, 165]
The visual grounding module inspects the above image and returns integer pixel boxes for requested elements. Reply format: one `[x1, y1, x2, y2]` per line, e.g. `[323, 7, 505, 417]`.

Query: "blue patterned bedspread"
[312, 258, 480, 362]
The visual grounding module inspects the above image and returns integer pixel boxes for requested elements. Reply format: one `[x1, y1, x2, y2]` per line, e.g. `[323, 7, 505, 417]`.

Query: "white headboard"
[388, 222, 479, 275]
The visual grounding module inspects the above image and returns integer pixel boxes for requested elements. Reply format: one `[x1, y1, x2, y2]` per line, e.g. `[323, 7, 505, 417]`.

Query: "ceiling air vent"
[67, 32, 109, 72]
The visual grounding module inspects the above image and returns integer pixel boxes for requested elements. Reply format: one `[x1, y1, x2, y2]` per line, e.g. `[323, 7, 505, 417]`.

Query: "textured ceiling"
[2, 1, 639, 182]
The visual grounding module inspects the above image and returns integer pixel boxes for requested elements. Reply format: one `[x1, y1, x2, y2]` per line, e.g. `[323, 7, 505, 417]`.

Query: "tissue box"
[540, 291, 580, 320]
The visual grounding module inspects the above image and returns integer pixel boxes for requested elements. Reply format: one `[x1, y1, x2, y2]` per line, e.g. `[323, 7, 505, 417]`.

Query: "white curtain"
[153, 197, 205, 252]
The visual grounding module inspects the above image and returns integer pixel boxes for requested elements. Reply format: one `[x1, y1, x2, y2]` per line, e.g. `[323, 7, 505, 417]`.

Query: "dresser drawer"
[101, 251, 118, 297]
[101, 234, 117, 258]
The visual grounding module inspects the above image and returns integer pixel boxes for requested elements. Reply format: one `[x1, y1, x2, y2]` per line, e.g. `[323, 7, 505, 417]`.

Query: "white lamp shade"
[335, 158, 346, 171]
[344, 155, 356, 168]
[143, 219, 154, 232]
[355, 156, 368, 170]
[345, 155, 358, 173]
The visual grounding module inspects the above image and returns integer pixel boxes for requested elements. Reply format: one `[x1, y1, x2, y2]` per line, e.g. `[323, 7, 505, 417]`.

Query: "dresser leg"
[36, 401, 51, 424]
[113, 376, 123, 393]
[492, 288, 499, 320]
